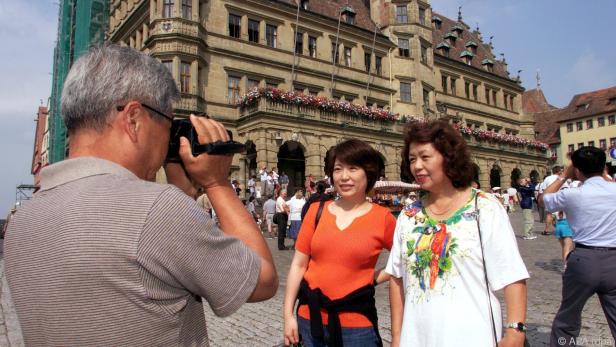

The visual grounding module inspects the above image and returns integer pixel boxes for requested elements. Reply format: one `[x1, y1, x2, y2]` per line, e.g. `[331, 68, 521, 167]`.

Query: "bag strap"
[475, 194, 499, 346]
[314, 200, 326, 228]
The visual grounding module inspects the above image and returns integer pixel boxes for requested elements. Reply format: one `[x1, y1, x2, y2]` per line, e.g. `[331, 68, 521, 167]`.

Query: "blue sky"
[0, 0, 615, 215]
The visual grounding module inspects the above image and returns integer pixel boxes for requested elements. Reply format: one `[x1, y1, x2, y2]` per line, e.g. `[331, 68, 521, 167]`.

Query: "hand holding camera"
[167, 114, 245, 191]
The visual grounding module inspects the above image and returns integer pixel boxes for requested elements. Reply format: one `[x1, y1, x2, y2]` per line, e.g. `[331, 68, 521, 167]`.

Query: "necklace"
[427, 191, 464, 217]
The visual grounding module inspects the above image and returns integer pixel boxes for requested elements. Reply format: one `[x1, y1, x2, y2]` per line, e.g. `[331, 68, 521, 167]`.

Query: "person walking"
[300, 181, 333, 221]
[286, 190, 306, 249]
[3, 45, 277, 346]
[539, 166, 563, 235]
[387, 120, 529, 347]
[517, 178, 538, 240]
[275, 191, 290, 250]
[540, 147, 616, 346]
[263, 195, 277, 238]
[248, 175, 256, 198]
[280, 172, 290, 191]
[283, 139, 396, 347]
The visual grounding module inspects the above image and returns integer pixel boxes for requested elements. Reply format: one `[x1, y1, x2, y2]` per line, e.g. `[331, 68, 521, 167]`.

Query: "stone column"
[171, 56, 180, 85]
[135, 30, 142, 50]
[191, 60, 199, 95]
[174, 0, 181, 17]
[192, 0, 199, 21]
[143, 23, 149, 43]
[304, 133, 322, 177]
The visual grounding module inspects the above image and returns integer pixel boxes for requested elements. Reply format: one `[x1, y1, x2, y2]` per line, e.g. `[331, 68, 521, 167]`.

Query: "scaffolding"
[48, 0, 108, 163]
[15, 184, 37, 208]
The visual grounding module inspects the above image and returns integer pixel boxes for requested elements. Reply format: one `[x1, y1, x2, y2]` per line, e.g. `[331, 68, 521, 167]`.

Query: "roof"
[432, 12, 511, 79]
[522, 89, 557, 114]
[273, 0, 380, 34]
[558, 85, 616, 122]
[534, 108, 566, 145]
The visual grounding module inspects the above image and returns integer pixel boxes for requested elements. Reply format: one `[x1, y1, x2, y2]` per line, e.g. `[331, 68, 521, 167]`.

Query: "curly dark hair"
[325, 139, 381, 193]
[401, 120, 474, 189]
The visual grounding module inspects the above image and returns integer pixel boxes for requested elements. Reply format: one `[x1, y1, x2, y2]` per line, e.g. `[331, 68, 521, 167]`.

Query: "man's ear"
[119, 102, 142, 143]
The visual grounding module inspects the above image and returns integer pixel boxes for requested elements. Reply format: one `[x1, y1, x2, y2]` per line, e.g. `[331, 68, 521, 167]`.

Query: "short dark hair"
[325, 139, 381, 193]
[571, 146, 606, 176]
[402, 120, 474, 189]
[552, 165, 563, 174]
[248, 196, 255, 202]
[315, 181, 327, 194]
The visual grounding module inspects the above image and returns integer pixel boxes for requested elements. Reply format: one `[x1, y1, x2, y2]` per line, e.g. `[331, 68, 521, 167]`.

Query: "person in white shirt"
[248, 175, 256, 198]
[539, 166, 563, 235]
[286, 190, 306, 249]
[506, 186, 518, 212]
[259, 166, 268, 199]
[275, 191, 290, 250]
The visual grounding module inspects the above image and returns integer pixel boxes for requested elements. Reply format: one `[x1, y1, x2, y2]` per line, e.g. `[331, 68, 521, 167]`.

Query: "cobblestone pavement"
[0, 209, 614, 346]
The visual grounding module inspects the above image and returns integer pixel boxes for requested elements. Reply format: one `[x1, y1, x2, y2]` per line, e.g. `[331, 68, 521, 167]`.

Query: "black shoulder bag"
[475, 195, 530, 347]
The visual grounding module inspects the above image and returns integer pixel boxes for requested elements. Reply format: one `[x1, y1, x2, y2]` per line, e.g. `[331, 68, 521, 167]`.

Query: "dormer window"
[575, 104, 588, 112]
[608, 97, 616, 105]
[436, 42, 450, 58]
[444, 32, 457, 46]
[460, 50, 473, 65]
[481, 58, 494, 73]
[301, 0, 309, 10]
[341, 6, 356, 25]
[432, 16, 442, 30]
[452, 24, 464, 38]
[465, 41, 478, 54]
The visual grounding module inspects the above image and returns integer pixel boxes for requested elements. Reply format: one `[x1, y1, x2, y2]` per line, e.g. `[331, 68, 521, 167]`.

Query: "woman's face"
[408, 142, 449, 191]
[332, 159, 368, 200]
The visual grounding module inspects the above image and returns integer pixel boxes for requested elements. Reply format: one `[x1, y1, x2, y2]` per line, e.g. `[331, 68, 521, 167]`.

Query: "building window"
[472, 84, 478, 101]
[375, 55, 382, 75]
[576, 121, 583, 131]
[181, 0, 191, 19]
[586, 119, 593, 129]
[503, 95, 508, 109]
[344, 13, 355, 25]
[400, 82, 411, 102]
[577, 142, 584, 149]
[566, 123, 573, 132]
[423, 88, 430, 107]
[295, 31, 304, 54]
[600, 139, 607, 150]
[441, 76, 448, 94]
[509, 95, 514, 110]
[301, 0, 309, 10]
[344, 47, 351, 67]
[162, 60, 173, 74]
[266, 24, 277, 48]
[492, 90, 497, 106]
[485, 87, 490, 105]
[266, 82, 278, 89]
[364, 53, 371, 72]
[309, 90, 318, 96]
[331, 43, 339, 63]
[227, 76, 240, 103]
[419, 7, 426, 25]
[568, 144, 574, 153]
[179, 61, 191, 93]
[294, 87, 304, 94]
[420, 45, 428, 64]
[396, 5, 408, 23]
[450, 78, 457, 96]
[464, 81, 470, 99]
[229, 14, 241, 38]
[248, 19, 259, 43]
[588, 140, 595, 147]
[398, 38, 410, 57]
[247, 78, 260, 91]
[598, 116, 605, 127]
[441, 47, 449, 57]
[163, 0, 174, 18]
[609, 115, 616, 125]
[308, 36, 317, 57]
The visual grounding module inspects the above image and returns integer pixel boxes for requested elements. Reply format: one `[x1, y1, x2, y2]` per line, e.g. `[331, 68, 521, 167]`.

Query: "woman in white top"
[387, 120, 529, 347]
[286, 190, 306, 248]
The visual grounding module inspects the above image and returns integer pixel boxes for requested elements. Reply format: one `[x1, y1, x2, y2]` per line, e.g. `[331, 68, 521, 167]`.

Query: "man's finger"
[178, 136, 195, 164]
[211, 120, 230, 141]
[190, 114, 214, 144]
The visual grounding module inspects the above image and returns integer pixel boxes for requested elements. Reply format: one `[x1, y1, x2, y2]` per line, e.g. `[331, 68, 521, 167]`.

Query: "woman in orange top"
[283, 139, 396, 347]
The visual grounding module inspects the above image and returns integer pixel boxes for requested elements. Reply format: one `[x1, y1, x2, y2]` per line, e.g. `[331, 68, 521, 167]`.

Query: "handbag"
[474, 194, 530, 347]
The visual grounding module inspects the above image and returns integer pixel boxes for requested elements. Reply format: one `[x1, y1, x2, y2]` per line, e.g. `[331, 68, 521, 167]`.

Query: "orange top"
[296, 201, 396, 327]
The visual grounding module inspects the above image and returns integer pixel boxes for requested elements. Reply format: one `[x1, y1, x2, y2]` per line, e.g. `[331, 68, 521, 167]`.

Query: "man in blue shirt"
[540, 147, 616, 346]
[517, 177, 537, 240]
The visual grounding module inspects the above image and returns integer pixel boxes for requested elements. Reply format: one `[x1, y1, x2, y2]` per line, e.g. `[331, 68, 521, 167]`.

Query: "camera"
[166, 116, 246, 163]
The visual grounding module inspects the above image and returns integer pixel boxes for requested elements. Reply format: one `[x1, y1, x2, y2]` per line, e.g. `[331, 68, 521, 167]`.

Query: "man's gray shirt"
[5, 157, 260, 346]
[543, 177, 616, 247]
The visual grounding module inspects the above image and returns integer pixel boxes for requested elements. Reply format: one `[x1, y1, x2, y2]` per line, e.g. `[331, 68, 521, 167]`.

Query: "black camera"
[166, 117, 246, 163]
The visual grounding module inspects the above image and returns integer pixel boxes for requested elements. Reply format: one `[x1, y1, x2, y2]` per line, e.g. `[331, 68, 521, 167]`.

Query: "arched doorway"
[245, 140, 257, 178]
[530, 170, 540, 185]
[376, 152, 386, 180]
[490, 165, 502, 189]
[511, 168, 521, 187]
[278, 140, 305, 194]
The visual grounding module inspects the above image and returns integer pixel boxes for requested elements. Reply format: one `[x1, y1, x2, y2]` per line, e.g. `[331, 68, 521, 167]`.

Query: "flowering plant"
[453, 124, 548, 151]
[238, 87, 423, 123]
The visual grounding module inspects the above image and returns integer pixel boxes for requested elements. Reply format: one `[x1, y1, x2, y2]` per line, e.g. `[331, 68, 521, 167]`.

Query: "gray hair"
[60, 44, 179, 132]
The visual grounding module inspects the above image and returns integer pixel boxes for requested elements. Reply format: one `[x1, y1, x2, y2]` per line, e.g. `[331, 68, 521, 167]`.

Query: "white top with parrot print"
[385, 189, 529, 347]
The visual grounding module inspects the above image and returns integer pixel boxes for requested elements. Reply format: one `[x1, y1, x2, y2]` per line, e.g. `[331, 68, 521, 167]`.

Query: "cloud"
[566, 50, 616, 92]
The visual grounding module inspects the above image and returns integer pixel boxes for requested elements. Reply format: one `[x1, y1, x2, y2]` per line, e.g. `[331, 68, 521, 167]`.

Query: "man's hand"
[179, 115, 233, 190]
[164, 163, 198, 198]
[498, 330, 526, 347]
[563, 165, 576, 180]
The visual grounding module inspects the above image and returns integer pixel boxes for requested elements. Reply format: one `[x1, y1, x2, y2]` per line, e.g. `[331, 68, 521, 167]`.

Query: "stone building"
[31, 106, 49, 190]
[108, 0, 547, 192]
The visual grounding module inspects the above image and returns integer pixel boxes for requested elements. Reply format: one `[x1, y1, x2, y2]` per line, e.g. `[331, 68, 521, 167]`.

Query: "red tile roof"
[523, 88, 557, 114]
[432, 12, 510, 79]
[273, 0, 380, 34]
[534, 109, 565, 145]
[559, 86, 616, 122]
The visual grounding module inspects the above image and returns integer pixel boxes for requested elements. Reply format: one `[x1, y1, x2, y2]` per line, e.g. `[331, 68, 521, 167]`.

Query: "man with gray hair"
[5, 45, 277, 346]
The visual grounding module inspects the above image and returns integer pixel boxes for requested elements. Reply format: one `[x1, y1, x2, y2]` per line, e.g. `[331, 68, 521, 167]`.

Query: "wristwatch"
[505, 322, 527, 332]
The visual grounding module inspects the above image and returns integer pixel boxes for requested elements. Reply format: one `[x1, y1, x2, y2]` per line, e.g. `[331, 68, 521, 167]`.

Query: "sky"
[0, 0, 615, 215]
